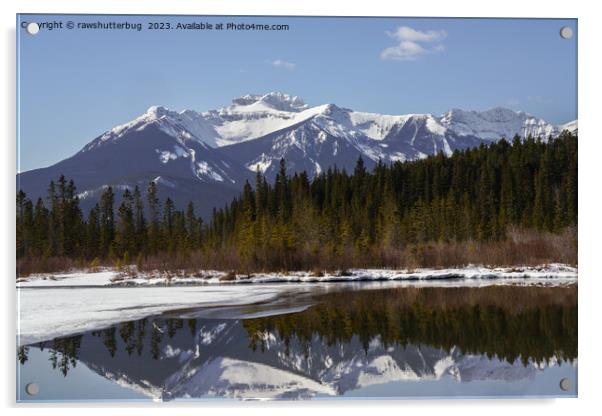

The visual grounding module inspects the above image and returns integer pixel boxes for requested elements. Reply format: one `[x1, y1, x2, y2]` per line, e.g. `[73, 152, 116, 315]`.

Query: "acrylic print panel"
[16, 14, 577, 402]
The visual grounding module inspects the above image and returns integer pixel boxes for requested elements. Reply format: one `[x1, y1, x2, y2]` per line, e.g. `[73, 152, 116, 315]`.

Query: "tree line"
[17, 179, 202, 264]
[16, 132, 577, 274]
[205, 132, 577, 271]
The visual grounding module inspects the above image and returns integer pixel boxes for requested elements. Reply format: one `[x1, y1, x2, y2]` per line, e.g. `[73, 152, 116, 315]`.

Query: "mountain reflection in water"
[17, 285, 577, 400]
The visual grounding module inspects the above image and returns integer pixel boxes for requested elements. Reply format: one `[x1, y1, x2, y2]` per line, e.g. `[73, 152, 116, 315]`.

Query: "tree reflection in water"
[19, 285, 577, 377]
[245, 286, 577, 366]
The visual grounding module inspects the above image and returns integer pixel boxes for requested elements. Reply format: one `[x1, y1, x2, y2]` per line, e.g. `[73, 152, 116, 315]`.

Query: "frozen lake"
[17, 268, 577, 345]
[16, 281, 577, 401]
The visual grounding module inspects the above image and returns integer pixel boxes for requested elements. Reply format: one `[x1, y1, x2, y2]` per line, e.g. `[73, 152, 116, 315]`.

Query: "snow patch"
[195, 161, 224, 182]
[156, 145, 188, 164]
[440, 107, 561, 141]
[17, 284, 293, 345]
[246, 153, 274, 173]
[153, 176, 176, 188]
[199, 323, 228, 345]
[17, 264, 577, 289]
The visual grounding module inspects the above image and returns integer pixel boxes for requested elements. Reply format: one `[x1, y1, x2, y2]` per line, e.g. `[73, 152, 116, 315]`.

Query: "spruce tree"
[146, 181, 161, 254]
[99, 186, 115, 258]
[133, 186, 146, 253]
[116, 189, 135, 257]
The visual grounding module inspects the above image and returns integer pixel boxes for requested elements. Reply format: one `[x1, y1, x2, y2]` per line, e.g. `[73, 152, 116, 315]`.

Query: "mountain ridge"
[17, 92, 577, 218]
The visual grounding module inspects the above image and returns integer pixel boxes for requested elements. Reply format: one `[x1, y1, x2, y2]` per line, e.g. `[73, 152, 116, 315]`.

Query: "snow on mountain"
[439, 107, 565, 141]
[202, 93, 327, 147]
[82, 92, 574, 161]
[55, 91, 577, 182]
[84, 105, 222, 149]
[232, 92, 309, 112]
[562, 120, 578, 134]
[168, 357, 336, 399]
[83, 92, 572, 180]
[17, 91, 576, 216]
[221, 113, 375, 180]
[17, 119, 249, 219]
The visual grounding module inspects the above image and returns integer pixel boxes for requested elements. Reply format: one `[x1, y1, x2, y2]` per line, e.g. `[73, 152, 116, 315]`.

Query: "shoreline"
[16, 263, 578, 288]
[17, 266, 577, 345]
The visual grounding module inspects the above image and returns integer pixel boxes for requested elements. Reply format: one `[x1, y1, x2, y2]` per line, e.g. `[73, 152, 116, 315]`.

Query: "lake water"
[16, 283, 577, 401]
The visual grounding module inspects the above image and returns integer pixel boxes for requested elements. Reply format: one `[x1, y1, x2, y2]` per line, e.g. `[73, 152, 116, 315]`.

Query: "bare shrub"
[15, 227, 577, 277]
[110, 274, 125, 283]
[88, 257, 101, 272]
[220, 270, 237, 282]
[311, 268, 324, 277]
[17, 256, 75, 278]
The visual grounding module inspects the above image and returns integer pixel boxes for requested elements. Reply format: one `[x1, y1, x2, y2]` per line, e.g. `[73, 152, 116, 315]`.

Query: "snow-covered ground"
[17, 284, 305, 346]
[16, 264, 576, 346]
[16, 264, 577, 288]
[16, 271, 116, 287]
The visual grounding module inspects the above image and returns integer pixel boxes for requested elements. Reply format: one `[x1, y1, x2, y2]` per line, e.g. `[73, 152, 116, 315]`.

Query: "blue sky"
[17, 15, 577, 172]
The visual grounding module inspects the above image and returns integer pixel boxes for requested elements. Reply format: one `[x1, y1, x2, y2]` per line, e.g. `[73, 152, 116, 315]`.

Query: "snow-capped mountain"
[439, 107, 565, 141]
[75, 91, 577, 179]
[17, 112, 251, 218]
[17, 92, 576, 217]
[39, 317, 559, 401]
[214, 94, 575, 178]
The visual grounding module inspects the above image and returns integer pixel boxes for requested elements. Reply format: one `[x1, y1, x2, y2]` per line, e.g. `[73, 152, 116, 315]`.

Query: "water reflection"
[17, 285, 577, 400]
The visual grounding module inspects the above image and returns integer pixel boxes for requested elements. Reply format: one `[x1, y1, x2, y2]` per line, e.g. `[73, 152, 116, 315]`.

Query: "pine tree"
[33, 198, 49, 256]
[186, 202, 200, 248]
[86, 205, 101, 258]
[172, 210, 188, 254]
[146, 181, 161, 254]
[47, 180, 59, 256]
[275, 159, 290, 223]
[163, 198, 175, 249]
[16, 133, 578, 273]
[62, 179, 83, 257]
[238, 181, 256, 271]
[99, 186, 115, 258]
[477, 163, 495, 240]
[133, 186, 147, 253]
[16, 191, 34, 258]
[116, 189, 135, 257]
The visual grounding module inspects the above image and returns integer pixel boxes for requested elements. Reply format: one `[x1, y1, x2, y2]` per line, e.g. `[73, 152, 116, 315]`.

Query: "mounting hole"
[560, 26, 573, 40]
[26, 22, 40, 35]
[25, 382, 39, 396]
[559, 377, 572, 391]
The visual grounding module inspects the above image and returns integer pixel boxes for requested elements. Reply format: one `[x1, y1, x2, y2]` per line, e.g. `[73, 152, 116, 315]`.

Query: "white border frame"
[2, 1, 600, 415]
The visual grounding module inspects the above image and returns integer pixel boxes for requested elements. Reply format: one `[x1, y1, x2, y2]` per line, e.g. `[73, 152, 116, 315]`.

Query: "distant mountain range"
[17, 92, 577, 218]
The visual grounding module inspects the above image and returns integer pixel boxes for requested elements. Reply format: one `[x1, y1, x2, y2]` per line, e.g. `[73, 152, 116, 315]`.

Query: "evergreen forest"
[16, 133, 578, 275]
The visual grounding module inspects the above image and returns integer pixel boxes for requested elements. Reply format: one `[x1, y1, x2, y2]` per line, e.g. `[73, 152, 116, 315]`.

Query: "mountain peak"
[144, 105, 173, 119]
[439, 106, 561, 141]
[231, 92, 308, 112]
[480, 106, 526, 120]
[443, 106, 526, 122]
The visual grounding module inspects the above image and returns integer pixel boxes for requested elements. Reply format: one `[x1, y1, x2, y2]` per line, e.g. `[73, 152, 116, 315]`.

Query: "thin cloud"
[269, 59, 296, 70]
[381, 26, 447, 61]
